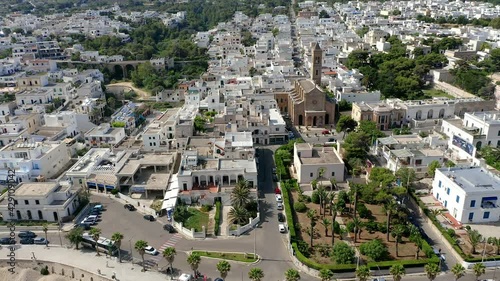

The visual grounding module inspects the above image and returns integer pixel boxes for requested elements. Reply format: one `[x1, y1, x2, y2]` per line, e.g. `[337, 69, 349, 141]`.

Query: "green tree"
[392, 224, 406, 257]
[228, 206, 248, 225]
[319, 10, 330, 19]
[231, 180, 250, 207]
[284, 268, 301, 281]
[187, 252, 201, 277]
[216, 260, 231, 280]
[390, 264, 406, 281]
[163, 247, 177, 275]
[89, 227, 102, 255]
[331, 241, 355, 264]
[409, 226, 424, 259]
[135, 240, 148, 272]
[319, 268, 334, 281]
[395, 167, 416, 189]
[42, 223, 49, 247]
[194, 116, 206, 133]
[358, 120, 385, 140]
[369, 167, 396, 188]
[107, 97, 116, 109]
[65, 227, 84, 250]
[336, 115, 358, 139]
[473, 262, 486, 280]
[488, 237, 500, 255]
[343, 131, 370, 160]
[320, 218, 331, 237]
[425, 263, 440, 281]
[356, 265, 371, 281]
[307, 209, 318, 246]
[359, 239, 388, 261]
[466, 228, 483, 254]
[248, 267, 264, 281]
[428, 160, 441, 178]
[451, 263, 465, 281]
[111, 232, 124, 263]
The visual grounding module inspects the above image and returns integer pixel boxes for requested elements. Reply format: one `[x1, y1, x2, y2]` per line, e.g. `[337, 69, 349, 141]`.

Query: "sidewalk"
[0, 245, 168, 281]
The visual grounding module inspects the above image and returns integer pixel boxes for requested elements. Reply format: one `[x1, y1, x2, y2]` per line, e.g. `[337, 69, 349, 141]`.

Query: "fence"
[227, 213, 260, 236]
[172, 220, 206, 239]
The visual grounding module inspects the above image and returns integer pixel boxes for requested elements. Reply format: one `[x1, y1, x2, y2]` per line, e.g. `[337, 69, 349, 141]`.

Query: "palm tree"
[383, 199, 397, 242]
[328, 191, 336, 216]
[319, 268, 334, 281]
[424, 263, 440, 281]
[352, 217, 362, 242]
[321, 218, 331, 237]
[216, 260, 231, 280]
[390, 264, 406, 281]
[409, 228, 424, 260]
[231, 180, 250, 207]
[466, 228, 483, 254]
[42, 223, 49, 247]
[248, 267, 264, 281]
[187, 252, 201, 277]
[391, 224, 406, 257]
[284, 268, 301, 281]
[65, 226, 84, 250]
[134, 240, 148, 271]
[89, 227, 102, 256]
[317, 186, 327, 216]
[163, 247, 176, 275]
[307, 209, 318, 246]
[228, 206, 248, 225]
[473, 262, 486, 280]
[329, 178, 337, 191]
[488, 237, 500, 255]
[111, 232, 124, 263]
[356, 265, 371, 281]
[429, 208, 444, 218]
[451, 263, 465, 281]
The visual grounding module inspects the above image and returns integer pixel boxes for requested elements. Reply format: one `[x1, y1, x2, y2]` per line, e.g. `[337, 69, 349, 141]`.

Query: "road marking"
[148, 234, 183, 264]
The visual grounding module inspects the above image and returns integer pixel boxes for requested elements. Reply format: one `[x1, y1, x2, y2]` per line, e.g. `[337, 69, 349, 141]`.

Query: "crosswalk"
[143, 234, 182, 269]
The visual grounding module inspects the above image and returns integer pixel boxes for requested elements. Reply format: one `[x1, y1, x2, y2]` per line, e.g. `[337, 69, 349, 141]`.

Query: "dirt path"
[105, 81, 150, 99]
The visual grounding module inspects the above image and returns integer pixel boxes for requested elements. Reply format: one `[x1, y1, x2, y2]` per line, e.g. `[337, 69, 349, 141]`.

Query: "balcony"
[481, 201, 499, 209]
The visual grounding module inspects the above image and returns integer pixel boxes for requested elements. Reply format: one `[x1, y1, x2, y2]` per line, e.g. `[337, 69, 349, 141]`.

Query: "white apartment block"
[432, 167, 500, 224]
[142, 108, 179, 152]
[84, 123, 126, 148]
[293, 143, 345, 184]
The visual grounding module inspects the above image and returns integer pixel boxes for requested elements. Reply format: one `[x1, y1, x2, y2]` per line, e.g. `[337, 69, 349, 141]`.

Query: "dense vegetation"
[416, 14, 500, 29]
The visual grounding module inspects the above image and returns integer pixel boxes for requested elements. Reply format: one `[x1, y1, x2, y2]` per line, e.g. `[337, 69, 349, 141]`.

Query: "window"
[35, 200, 40, 205]
[484, 212, 490, 219]
[446, 188, 450, 195]
[275, 128, 279, 131]
[498, 130, 500, 136]
[456, 195, 460, 203]
[310, 173, 313, 177]
[438, 180, 442, 187]
[468, 212, 474, 221]
[470, 200, 476, 208]
[14, 200, 17, 205]
[24, 200, 29, 205]
[331, 172, 335, 176]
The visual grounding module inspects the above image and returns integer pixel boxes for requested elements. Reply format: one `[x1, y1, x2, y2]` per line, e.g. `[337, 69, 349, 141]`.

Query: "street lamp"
[253, 224, 257, 259]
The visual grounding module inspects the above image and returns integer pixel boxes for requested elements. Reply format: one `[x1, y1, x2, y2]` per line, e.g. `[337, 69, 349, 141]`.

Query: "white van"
[178, 273, 193, 281]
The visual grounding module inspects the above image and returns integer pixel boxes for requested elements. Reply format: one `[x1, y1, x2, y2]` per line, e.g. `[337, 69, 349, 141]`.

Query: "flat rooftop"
[300, 147, 343, 165]
[118, 154, 174, 175]
[438, 167, 500, 193]
[15, 182, 57, 196]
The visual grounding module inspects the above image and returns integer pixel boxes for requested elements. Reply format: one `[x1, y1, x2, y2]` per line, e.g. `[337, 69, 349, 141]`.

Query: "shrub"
[357, 203, 372, 219]
[214, 201, 222, 235]
[40, 266, 49, 275]
[281, 182, 296, 239]
[331, 241, 356, 264]
[446, 228, 456, 238]
[110, 189, 119, 195]
[200, 205, 212, 212]
[359, 239, 389, 262]
[296, 240, 310, 257]
[316, 243, 332, 257]
[311, 190, 320, 204]
[299, 194, 311, 203]
[364, 220, 378, 233]
[346, 221, 355, 233]
[294, 202, 308, 213]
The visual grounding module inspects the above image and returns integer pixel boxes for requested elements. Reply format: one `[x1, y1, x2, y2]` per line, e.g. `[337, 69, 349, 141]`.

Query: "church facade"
[288, 43, 336, 127]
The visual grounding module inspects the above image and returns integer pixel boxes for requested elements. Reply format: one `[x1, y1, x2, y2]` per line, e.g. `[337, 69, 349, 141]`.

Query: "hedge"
[214, 201, 222, 236]
[281, 181, 296, 239]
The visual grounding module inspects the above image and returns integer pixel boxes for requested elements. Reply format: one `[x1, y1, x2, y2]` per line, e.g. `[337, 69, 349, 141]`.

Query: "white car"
[145, 246, 159, 256]
[279, 224, 286, 233]
[275, 194, 283, 203]
[277, 202, 283, 210]
[178, 273, 193, 281]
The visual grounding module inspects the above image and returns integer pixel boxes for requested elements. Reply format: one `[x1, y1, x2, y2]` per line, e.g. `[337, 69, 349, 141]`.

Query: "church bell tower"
[310, 42, 322, 86]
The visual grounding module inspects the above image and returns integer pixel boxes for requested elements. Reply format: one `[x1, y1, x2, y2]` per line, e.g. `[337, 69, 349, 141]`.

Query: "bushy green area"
[214, 201, 222, 235]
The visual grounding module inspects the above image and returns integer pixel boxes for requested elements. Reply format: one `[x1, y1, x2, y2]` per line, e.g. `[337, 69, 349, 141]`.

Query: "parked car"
[327, 138, 336, 142]
[89, 209, 101, 216]
[92, 204, 104, 211]
[0, 237, 15, 245]
[18, 231, 36, 238]
[124, 204, 136, 211]
[322, 130, 330, 135]
[163, 224, 176, 233]
[214, 278, 223, 281]
[178, 273, 193, 281]
[273, 174, 279, 182]
[275, 194, 283, 203]
[272, 167, 277, 174]
[278, 213, 285, 222]
[34, 237, 49, 245]
[278, 224, 286, 233]
[144, 215, 155, 221]
[76, 223, 91, 230]
[82, 215, 98, 225]
[20, 238, 34, 244]
[277, 202, 283, 210]
[145, 246, 159, 255]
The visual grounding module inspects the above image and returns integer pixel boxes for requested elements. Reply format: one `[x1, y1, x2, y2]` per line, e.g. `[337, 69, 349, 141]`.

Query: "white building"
[432, 167, 500, 224]
[293, 143, 345, 184]
[0, 181, 81, 222]
[84, 123, 126, 148]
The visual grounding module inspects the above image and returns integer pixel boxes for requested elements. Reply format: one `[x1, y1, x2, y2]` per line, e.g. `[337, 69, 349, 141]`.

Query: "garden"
[173, 201, 209, 232]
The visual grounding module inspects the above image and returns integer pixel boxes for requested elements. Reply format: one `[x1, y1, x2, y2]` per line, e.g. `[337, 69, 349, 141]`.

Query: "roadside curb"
[185, 250, 261, 265]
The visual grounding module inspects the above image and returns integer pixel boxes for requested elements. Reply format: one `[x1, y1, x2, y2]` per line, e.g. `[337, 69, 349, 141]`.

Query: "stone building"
[288, 43, 336, 126]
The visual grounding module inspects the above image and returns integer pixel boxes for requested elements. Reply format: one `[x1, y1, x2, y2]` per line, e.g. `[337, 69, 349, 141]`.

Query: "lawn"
[183, 208, 209, 232]
[423, 89, 455, 99]
[192, 251, 258, 263]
